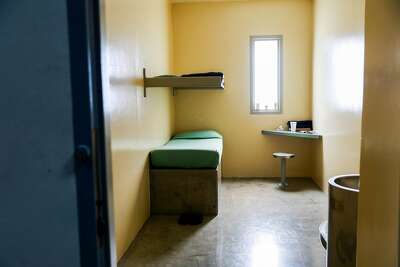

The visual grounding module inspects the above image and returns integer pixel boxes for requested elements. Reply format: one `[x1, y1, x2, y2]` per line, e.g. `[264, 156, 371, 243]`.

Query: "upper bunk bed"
[143, 68, 224, 97]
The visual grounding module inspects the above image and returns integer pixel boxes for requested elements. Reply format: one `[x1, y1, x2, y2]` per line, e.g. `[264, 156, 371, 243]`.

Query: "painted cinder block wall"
[105, 0, 174, 260]
[312, 0, 365, 192]
[357, 0, 400, 265]
[172, 0, 314, 178]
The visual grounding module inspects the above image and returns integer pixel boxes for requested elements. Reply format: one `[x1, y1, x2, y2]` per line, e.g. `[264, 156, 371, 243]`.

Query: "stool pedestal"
[273, 152, 295, 189]
[279, 158, 288, 188]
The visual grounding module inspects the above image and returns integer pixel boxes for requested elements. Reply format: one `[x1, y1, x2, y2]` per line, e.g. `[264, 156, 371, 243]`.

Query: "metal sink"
[321, 174, 360, 267]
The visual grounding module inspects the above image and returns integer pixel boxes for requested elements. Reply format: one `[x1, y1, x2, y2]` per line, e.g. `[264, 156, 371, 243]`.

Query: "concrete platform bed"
[150, 166, 221, 215]
[149, 130, 223, 216]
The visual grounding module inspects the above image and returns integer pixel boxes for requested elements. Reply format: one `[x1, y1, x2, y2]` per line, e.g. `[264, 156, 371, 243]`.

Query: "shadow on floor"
[223, 177, 321, 193]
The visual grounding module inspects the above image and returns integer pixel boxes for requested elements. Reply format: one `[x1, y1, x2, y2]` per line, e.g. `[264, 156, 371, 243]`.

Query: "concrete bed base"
[150, 166, 221, 215]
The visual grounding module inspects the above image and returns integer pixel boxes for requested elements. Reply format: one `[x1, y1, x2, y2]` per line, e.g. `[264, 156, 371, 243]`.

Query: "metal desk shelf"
[261, 130, 322, 140]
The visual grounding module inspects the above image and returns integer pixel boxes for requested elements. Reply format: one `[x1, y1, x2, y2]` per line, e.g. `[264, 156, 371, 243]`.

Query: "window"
[250, 35, 282, 114]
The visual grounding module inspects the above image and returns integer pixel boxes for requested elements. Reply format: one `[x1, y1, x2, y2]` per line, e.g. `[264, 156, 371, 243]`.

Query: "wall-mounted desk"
[261, 130, 322, 140]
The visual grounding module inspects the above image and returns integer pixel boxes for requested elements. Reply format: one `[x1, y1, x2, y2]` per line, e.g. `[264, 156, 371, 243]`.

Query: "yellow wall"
[104, 0, 174, 260]
[312, 0, 365, 192]
[172, 0, 314, 178]
[357, 0, 400, 265]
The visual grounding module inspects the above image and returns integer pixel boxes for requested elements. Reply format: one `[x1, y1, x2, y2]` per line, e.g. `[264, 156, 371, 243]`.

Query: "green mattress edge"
[173, 130, 222, 140]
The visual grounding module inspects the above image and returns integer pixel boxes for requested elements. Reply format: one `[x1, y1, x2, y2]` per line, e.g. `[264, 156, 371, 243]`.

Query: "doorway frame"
[67, 0, 116, 266]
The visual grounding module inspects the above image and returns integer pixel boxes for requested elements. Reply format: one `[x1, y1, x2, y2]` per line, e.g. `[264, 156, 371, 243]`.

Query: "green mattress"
[150, 130, 223, 169]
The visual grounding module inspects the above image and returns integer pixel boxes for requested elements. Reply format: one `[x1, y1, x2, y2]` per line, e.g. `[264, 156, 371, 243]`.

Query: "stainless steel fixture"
[326, 174, 359, 267]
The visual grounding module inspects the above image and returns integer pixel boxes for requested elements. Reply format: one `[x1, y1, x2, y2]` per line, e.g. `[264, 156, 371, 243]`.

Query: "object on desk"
[287, 120, 313, 131]
[290, 121, 297, 132]
[276, 125, 284, 131]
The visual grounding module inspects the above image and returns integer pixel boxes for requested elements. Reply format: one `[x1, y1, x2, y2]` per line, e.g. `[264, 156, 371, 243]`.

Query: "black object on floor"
[178, 213, 204, 225]
[319, 220, 328, 250]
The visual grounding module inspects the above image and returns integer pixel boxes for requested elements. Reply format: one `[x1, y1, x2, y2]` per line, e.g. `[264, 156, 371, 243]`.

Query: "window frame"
[250, 35, 283, 114]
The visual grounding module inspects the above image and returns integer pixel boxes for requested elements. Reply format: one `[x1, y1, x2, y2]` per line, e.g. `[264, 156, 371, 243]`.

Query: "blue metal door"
[0, 0, 115, 266]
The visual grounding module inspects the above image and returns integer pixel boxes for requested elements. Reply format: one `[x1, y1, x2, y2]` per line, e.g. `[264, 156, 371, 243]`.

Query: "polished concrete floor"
[119, 178, 328, 267]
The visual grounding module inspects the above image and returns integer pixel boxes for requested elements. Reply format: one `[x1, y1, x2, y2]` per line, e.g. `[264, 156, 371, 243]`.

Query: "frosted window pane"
[251, 37, 281, 113]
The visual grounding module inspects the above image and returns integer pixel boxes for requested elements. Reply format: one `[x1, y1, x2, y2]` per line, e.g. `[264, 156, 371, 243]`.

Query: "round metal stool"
[273, 152, 295, 189]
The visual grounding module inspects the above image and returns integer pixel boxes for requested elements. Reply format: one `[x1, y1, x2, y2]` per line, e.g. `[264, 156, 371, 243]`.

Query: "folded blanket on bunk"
[181, 72, 224, 78]
[150, 130, 223, 169]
